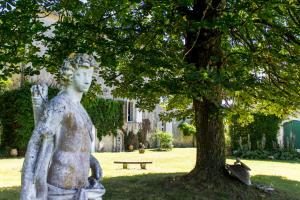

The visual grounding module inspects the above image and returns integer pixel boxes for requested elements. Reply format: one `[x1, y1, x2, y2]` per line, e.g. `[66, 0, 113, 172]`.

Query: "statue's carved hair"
[60, 53, 98, 85]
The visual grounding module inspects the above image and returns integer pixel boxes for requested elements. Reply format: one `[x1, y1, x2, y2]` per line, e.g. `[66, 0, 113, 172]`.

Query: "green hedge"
[0, 83, 58, 155]
[233, 149, 300, 160]
[0, 84, 124, 156]
[229, 113, 281, 151]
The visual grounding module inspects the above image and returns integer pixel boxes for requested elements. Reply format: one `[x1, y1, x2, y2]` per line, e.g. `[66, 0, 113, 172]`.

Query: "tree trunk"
[188, 98, 225, 183]
[184, 0, 226, 183]
[20, 63, 26, 87]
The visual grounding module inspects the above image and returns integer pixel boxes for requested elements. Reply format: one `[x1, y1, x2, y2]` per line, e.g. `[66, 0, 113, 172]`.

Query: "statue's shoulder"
[35, 93, 68, 135]
[45, 93, 68, 113]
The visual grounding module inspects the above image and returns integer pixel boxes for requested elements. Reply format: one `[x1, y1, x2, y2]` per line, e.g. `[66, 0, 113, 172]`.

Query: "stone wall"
[171, 120, 195, 147]
[98, 134, 115, 152]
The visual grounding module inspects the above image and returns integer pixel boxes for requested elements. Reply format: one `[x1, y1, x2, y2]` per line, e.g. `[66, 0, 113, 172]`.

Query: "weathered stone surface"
[21, 54, 105, 200]
[31, 84, 48, 126]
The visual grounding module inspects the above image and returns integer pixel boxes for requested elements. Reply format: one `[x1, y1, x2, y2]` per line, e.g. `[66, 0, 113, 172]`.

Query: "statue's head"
[60, 53, 98, 93]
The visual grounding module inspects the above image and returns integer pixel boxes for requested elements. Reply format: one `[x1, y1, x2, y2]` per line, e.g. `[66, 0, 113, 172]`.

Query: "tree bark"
[184, 0, 226, 183]
[188, 98, 225, 183]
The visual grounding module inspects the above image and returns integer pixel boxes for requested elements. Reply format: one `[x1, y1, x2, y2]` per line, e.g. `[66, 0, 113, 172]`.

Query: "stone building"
[94, 81, 195, 152]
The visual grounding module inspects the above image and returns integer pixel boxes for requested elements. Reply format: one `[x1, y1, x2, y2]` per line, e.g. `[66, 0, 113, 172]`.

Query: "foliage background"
[0, 83, 124, 155]
[0, 83, 58, 154]
[178, 122, 196, 136]
[229, 113, 281, 151]
[82, 95, 124, 140]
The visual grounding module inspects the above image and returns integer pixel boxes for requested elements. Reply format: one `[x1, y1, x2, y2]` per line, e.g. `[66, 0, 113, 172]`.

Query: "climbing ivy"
[82, 96, 124, 140]
[178, 122, 196, 136]
[0, 83, 58, 155]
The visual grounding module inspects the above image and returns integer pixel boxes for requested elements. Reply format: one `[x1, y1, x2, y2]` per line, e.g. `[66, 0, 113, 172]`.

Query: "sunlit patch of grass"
[1, 148, 300, 199]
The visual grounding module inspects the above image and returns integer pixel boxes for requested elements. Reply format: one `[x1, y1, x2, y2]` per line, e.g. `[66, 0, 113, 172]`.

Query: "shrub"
[233, 149, 300, 160]
[154, 130, 173, 151]
[178, 122, 196, 136]
[273, 149, 300, 160]
[0, 79, 11, 94]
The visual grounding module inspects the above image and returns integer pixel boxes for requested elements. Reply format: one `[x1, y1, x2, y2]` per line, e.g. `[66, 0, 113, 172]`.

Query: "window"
[161, 122, 166, 131]
[127, 101, 134, 122]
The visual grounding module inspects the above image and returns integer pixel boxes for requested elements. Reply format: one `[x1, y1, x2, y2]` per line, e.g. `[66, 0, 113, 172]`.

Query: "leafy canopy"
[0, 0, 48, 79]
[0, 0, 299, 121]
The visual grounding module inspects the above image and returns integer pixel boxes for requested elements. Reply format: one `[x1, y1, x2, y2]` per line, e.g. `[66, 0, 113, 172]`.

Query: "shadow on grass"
[103, 173, 300, 200]
[0, 186, 20, 200]
[1, 174, 299, 200]
[252, 175, 300, 199]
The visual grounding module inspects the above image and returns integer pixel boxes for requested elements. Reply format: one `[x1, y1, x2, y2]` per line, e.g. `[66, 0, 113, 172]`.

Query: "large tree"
[1, 0, 300, 185]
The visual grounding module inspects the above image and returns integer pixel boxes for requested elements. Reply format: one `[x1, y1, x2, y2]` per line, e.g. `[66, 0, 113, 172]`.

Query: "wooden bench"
[114, 161, 153, 169]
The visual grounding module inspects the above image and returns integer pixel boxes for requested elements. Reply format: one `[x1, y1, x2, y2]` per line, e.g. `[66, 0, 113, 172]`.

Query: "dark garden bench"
[114, 161, 153, 169]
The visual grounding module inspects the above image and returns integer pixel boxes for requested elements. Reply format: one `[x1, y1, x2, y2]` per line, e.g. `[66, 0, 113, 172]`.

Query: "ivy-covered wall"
[82, 96, 124, 140]
[0, 83, 58, 154]
[0, 84, 124, 155]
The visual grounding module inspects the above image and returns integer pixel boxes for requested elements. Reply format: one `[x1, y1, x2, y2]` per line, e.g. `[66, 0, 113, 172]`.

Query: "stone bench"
[114, 161, 153, 169]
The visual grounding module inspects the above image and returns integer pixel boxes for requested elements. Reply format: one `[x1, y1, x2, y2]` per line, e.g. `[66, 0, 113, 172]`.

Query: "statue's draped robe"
[21, 93, 105, 200]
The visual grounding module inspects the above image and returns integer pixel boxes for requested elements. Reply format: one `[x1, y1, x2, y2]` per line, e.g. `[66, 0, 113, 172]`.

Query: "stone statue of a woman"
[21, 53, 105, 200]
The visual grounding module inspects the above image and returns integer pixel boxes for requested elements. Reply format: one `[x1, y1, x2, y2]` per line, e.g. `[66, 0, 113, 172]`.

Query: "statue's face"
[72, 66, 94, 93]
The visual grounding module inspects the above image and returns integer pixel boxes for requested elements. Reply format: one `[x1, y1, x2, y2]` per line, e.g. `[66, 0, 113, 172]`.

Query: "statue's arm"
[21, 109, 56, 183]
[20, 126, 45, 200]
[90, 154, 103, 181]
[21, 99, 65, 200]
[21, 130, 40, 180]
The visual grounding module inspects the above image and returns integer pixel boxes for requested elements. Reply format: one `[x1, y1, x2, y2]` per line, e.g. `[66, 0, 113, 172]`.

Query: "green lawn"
[1, 148, 300, 199]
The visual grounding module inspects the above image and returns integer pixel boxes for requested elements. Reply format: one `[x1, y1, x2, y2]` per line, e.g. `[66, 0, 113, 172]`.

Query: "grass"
[0, 148, 300, 199]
